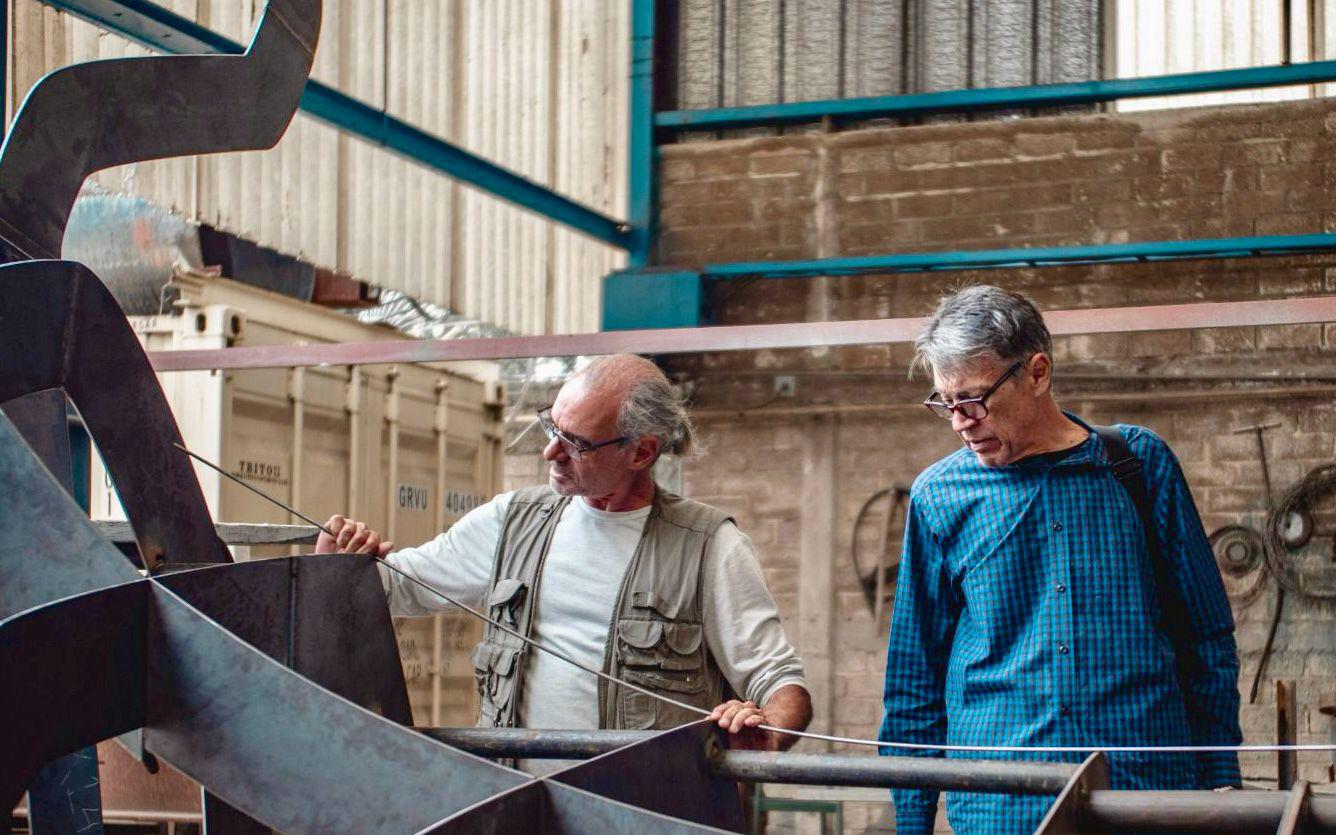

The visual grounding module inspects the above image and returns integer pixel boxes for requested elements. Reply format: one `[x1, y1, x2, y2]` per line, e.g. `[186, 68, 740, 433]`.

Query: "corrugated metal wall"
[668, 0, 1101, 111]
[1114, 0, 1318, 112]
[8, 0, 627, 335]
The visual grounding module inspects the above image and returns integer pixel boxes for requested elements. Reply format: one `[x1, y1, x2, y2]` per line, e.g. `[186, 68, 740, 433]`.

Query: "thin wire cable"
[175, 443, 1336, 756]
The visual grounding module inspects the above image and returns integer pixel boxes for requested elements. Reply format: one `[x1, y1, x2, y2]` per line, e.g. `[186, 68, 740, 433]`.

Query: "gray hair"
[580, 355, 696, 459]
[913, 285, 1053, 377]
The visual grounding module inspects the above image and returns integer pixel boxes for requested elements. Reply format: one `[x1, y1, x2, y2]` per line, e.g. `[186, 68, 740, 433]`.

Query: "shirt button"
[1055, 583, 1066, 593]
[1052, 522, 1063, 532]
[1060, 705, 1071, 717]
[1058, 644, 1069, 655]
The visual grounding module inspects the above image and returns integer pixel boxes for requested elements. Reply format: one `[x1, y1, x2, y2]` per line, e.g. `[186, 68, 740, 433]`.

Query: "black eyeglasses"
[536, 407, 629, 457]
[923, 360, 1024, 422]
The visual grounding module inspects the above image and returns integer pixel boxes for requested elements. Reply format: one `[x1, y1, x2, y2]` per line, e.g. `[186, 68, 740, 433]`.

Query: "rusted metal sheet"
[148, 295, 1336, 372]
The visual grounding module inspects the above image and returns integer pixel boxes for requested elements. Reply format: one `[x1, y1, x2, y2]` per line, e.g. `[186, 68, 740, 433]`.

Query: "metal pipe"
[147, 296, 1336, 373]
[38, 0, 632, 250]
[657, 60, 1336, 131]
[418, 729, 1075, 794]
[1082, 790, 1336, 833]
[715, 751, 1074, 796]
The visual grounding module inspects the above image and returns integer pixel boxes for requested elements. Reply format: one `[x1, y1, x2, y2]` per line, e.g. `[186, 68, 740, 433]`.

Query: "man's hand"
[709, 699, 777, 750]
[709, 685, 812, 752]
[314, 514, 393, 557]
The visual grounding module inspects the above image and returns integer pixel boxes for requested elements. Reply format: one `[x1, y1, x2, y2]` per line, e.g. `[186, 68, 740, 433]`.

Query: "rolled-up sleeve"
[880, 496, 959, 834]
[702, 523, 807, 705]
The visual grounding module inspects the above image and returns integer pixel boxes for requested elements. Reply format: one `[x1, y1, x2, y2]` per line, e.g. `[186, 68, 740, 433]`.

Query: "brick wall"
[652, 98, 1336, 831]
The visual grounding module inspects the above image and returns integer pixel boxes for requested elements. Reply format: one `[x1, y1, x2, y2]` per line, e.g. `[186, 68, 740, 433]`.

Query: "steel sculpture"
[4, 1, 1336, 833]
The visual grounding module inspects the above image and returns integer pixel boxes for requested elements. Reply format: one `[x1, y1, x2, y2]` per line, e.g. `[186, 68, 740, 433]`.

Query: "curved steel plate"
[0, 0, 320, 259]
[157, 555, 412, 723]
[0, 260, 229, 568]
[0, 410, 136, 619]
[142, 584, 527, 833]
[547, 721, 746, 832]
[0, 580, 148, 812]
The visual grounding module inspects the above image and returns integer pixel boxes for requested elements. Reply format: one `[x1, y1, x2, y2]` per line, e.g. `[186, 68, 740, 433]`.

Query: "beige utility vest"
[469, 485, 733, 730]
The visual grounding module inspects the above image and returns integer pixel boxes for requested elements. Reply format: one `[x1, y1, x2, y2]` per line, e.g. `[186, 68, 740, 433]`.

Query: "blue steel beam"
[657, 60, 1336, 131]
[38, 0, 633, 251]
[626, 0, 656, 268]
[701, 234, 1336, 280]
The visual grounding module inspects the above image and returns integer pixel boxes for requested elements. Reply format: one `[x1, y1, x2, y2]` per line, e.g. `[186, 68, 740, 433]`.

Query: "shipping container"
[90, 270, 504, 730]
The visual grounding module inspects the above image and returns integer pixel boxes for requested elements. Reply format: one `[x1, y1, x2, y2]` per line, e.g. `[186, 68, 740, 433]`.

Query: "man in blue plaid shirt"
[879, 286, 1242, 833]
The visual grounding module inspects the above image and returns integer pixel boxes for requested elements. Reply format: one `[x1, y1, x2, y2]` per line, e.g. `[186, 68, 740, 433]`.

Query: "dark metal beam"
[146, 295, 1336, 372]
[36, 0, 632, 251]
[657, 60, 1336, 131]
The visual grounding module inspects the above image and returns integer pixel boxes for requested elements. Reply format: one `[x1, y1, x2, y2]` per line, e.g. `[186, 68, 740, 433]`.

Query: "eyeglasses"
[923, 360, 1024, 422]
[536, 406, 629, 457]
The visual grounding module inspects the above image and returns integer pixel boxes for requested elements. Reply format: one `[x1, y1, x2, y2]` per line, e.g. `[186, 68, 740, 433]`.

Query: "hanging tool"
[1235, 421, 1283, 704]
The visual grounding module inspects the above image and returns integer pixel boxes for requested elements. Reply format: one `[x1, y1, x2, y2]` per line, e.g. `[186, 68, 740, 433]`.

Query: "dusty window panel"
[1113, 0, 1327, 112]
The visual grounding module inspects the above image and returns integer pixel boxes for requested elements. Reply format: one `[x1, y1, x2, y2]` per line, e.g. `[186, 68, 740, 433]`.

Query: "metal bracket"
[1034, 752, 1110, 834]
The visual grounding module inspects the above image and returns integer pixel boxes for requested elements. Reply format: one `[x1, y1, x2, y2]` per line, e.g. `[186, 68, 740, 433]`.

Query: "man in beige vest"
[318, 354, 811, 765]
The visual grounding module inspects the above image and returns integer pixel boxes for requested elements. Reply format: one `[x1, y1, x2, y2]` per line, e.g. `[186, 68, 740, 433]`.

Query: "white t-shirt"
[383, 491, 808, 731]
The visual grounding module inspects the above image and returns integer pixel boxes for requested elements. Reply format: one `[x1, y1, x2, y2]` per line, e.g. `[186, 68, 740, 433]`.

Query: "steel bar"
[148, 296, 1336, 372]
[417, 728, 1077, 795]
[716, 752, 1076, 796]
[93, 521, 319, 546]
[657, 60, 1336, 131]
[626, 0, 655, 266]
[1083, 789, 1336, 833]
[38, 0, 632, 250]
[703, 234, 1336, 278]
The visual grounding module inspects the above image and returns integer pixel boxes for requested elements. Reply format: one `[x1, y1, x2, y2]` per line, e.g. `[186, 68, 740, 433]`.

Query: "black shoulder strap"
[1092, 425, 1197, 668]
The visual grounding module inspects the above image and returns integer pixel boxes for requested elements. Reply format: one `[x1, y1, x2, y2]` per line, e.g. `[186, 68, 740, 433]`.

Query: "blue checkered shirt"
[879, 417, 1241, 834]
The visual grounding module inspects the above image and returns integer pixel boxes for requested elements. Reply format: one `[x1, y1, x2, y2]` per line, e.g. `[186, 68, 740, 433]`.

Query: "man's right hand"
[315, 514, 393, 557]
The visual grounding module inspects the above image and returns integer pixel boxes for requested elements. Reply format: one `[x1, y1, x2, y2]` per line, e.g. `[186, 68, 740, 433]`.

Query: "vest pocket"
[616, 617, 707, 693]
[470, 641, 521, 726]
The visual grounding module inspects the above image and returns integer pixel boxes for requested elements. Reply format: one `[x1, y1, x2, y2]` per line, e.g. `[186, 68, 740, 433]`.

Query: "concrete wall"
[650, 97, 1336, 831]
